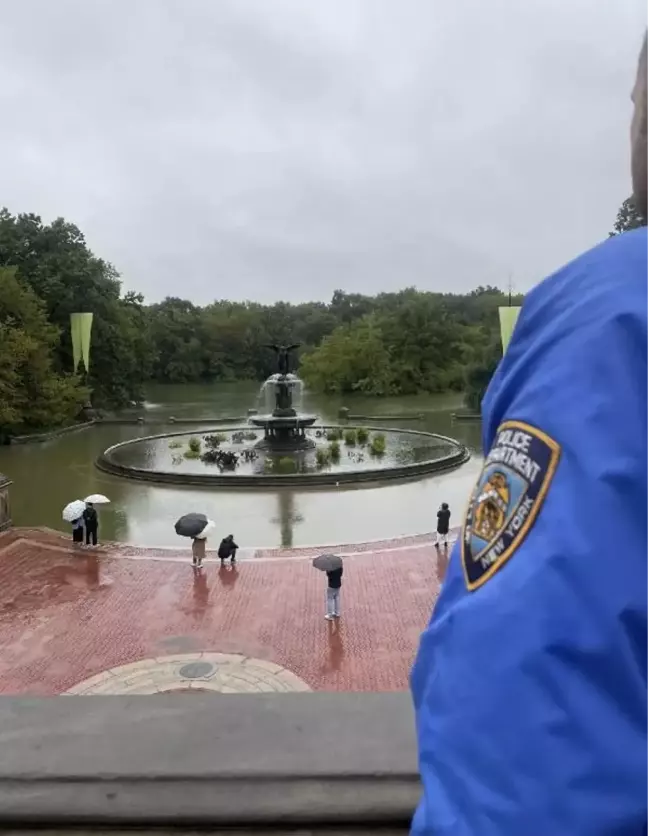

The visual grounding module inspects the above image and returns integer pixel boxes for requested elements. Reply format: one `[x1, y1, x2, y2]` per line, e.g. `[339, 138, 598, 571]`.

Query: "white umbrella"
[84, 494, 110, 504]
[194, 519, 216, 540]
[62, 500, 86, 523]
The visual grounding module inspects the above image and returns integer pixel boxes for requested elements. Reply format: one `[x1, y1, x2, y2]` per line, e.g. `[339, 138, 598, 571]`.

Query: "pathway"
[0, 527, 455, 695]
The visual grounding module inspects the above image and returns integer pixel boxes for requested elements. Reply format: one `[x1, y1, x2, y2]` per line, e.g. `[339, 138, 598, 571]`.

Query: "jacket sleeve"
[410, 258, 647, 835]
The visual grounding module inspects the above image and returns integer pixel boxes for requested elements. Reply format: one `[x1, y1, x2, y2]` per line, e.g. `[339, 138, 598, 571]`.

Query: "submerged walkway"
[0, 527, 456, 696]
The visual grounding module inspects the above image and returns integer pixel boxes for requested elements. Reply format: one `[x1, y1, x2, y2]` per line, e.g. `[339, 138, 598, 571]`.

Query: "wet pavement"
[0, 528, 454, 695]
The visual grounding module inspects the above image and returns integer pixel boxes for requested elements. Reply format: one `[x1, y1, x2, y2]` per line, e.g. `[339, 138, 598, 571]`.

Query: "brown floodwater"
[0, 383, 483, 548]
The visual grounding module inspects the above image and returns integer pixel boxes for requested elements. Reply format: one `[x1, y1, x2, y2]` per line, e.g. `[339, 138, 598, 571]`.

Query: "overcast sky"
[0, 0, 644, 304]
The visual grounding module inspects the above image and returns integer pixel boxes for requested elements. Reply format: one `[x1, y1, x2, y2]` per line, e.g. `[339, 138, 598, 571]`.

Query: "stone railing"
[0, 693, 418, 833]
[0, 473, 11, 532]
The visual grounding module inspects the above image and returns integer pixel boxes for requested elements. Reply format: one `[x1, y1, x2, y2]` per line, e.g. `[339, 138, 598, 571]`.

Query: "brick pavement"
[0, 528, 454, 695]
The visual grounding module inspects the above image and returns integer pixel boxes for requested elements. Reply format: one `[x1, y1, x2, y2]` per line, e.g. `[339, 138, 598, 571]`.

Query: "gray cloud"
[0, 0, 644, 303]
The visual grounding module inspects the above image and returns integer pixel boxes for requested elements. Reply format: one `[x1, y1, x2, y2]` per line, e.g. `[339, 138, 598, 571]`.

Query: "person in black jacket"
[218, 534, 238, 565]
[435, 502, 451, 550]
[325, 566, 343, 620]
[83, 502, 99, 546]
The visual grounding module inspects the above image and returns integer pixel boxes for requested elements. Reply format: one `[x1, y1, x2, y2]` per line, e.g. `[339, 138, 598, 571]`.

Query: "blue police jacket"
[410, 227, 647, 835]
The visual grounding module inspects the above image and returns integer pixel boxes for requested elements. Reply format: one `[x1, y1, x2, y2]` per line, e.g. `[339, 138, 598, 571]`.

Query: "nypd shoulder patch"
[462, 420, 561, 591]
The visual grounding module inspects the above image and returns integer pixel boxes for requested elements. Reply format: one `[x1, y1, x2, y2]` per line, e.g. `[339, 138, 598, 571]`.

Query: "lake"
[0, 383, 483, 548]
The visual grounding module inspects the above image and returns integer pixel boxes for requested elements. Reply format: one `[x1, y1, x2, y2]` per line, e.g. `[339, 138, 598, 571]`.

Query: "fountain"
[248, 344, 318, 449]
[96, 341, 471, 489]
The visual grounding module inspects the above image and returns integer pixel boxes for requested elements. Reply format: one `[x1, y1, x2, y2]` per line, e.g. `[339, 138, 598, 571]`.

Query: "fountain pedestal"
[249, 372, 317, 450]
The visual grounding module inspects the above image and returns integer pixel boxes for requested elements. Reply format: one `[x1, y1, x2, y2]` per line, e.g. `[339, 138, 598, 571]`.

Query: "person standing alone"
[435, 503, 451, 550]
[83, 502, 98, 546]
[325, 565, 343, 620]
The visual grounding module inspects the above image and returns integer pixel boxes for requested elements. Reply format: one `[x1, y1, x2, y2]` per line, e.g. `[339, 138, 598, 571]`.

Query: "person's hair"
[441, 502, 449, 510]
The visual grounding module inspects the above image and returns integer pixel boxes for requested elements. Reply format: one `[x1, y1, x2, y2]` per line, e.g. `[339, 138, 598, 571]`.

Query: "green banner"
[70, 312, 94, 372]
[499, 307, 521, 353]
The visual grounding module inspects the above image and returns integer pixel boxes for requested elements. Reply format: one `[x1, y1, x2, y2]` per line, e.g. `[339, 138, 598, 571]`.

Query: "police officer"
[410, 35, 647, 835]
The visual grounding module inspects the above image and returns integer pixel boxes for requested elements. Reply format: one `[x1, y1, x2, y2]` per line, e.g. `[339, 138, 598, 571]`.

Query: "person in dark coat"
[325, 565, 343, 620]
[83, 502, 99, 546]
[218, 534, 238, 565]
[435, 502, 451, 550]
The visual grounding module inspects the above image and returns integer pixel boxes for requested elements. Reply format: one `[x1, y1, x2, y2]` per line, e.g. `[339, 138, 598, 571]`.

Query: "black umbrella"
[175, 513, 210, 538]
[312, 553, 343, 572]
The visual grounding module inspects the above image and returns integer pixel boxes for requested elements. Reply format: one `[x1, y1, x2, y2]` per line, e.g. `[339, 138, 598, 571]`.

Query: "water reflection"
[217, 563, 240, 589]
[325, 620, 345, 673]
[192, 570, 210, 618]
[271, 491, 303, 548]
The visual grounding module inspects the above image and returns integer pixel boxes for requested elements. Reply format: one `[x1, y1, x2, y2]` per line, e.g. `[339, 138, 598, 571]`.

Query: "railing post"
[0, 474, 12, 532]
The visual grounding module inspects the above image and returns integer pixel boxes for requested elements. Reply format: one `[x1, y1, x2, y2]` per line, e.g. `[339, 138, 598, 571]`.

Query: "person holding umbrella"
[313, 554, 343, 620]
[81, 495, 110, 547]
[62, 500, 86, 545]
[175, 514, 215, 569]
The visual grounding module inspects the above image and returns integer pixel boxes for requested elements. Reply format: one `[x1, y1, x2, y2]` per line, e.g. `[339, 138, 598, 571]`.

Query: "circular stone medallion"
[178, 661, 214, 679]
[63, 652, 311, 695]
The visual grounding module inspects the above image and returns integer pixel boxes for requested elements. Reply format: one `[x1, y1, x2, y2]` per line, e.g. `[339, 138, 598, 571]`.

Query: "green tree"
[0, 268, 87, 438]
[300, 315, 393, 395]
[610, 197, 647, 236]
[463, 341, 502, 412]
[0, 209, 150, 407]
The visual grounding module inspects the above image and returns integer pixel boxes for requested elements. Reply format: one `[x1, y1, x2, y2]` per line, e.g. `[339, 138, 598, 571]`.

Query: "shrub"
[369, 433, 386, 456]
[356, 427, 369, 444]
[188, 436, 201, 453]
[316, 447, 331, 468]
[326, 427, 343, 441]
[329, 440, 341, 460]
[183, 449, 201, 459]
[168, 439, 183, 449]
[203, 433, 226, 448]
[276, 456, 297, 473]
[344, 428, 357, 446]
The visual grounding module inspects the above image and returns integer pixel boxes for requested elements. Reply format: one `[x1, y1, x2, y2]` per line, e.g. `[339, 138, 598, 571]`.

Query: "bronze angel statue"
[264, 343, 300, 376]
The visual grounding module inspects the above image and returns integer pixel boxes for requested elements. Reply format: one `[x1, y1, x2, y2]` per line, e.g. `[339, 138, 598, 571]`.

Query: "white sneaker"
[325, 614, 335, 620]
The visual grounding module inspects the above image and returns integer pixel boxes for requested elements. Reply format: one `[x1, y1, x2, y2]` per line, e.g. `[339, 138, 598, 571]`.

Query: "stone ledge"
[0, 694, 418, 828]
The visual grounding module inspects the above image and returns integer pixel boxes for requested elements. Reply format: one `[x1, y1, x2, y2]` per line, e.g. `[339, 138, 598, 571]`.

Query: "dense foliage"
[0, 194, 632, 434]
[146, 285, 520, 402]
[0, 268, 88, 438]
[0, 210, 152, 410]
[0, 208, 517, 419]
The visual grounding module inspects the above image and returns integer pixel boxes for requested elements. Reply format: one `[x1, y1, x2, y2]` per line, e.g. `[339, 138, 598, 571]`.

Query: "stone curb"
[96, 425, 470, 490]
[0, 694, 418, 827]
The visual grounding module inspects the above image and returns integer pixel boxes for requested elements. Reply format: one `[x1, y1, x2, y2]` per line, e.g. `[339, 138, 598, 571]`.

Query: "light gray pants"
[326, 588, 340, 616]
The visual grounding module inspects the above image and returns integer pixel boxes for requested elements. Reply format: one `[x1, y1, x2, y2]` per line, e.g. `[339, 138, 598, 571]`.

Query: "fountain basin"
[96, 425, 470, 490]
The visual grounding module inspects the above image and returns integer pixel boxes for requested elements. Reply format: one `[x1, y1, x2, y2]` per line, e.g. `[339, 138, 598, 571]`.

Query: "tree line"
[0, 198, 644, 436]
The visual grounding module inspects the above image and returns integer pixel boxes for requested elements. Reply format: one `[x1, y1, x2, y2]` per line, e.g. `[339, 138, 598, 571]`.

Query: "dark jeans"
[220, 549, 237, 563]
[72, 527, 83, 543]
[85, 526, 98, 546]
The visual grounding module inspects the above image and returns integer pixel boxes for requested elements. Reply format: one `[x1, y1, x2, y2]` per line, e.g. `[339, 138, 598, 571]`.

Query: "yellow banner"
[499, 307, 521, 353]
[70, 312, 94, 372]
